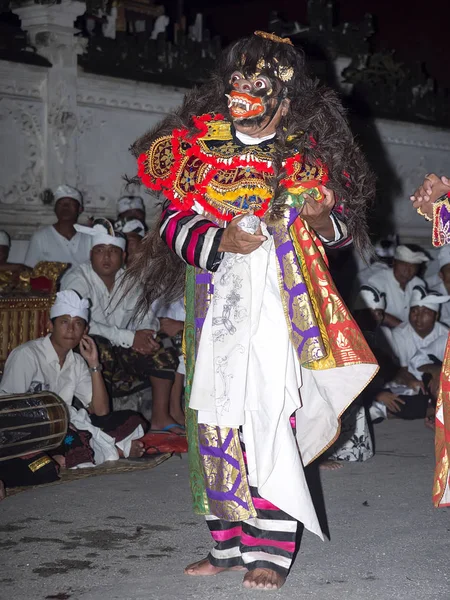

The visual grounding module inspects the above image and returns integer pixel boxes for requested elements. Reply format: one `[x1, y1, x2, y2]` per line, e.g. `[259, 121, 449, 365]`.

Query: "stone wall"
[1, 0, 450, 263]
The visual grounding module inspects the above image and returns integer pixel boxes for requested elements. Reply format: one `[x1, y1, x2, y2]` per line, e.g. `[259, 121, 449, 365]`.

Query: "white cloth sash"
[190, 231, 272, 427]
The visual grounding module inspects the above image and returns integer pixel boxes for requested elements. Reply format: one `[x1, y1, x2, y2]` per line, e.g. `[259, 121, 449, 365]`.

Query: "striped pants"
[205, 420, 302, 576]
[206, 487, 301, 576]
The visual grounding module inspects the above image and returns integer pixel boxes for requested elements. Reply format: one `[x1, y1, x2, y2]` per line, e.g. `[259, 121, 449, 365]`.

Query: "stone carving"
[0, 99, 44, 206]
[48, 79, 78, 167]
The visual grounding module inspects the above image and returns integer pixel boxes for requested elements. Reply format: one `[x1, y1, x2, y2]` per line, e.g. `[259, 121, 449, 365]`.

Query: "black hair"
[126, 34, 375, 319]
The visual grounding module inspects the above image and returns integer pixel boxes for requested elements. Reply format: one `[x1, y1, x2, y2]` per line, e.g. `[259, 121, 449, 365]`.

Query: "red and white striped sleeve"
[160, 203, 224, 271]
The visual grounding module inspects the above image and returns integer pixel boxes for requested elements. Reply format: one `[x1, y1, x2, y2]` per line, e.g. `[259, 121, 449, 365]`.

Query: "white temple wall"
[1, 11, 450, 266]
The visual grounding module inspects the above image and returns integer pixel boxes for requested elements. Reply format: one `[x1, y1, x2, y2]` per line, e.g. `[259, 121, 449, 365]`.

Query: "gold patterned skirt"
[433, 333, 450, 507]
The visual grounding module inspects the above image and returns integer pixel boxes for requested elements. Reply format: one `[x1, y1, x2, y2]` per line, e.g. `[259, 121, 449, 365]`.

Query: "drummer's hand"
[79, 335, 100, 368]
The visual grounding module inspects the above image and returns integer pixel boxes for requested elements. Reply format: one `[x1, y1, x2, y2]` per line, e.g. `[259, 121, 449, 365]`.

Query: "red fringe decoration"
[137, 113, 329, 218]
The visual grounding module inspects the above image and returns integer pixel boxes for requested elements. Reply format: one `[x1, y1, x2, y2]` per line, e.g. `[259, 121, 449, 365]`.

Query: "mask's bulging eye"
[254, 78, 267, 90]
[230, 71, 244, 84]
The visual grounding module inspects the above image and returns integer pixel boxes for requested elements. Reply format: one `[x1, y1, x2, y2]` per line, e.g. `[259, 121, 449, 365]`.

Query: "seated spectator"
[0, 291, 147, 488]
[368, 244, 429, 327]
[24, 185, 92, 268]
[354, 284, 388, 328]
[352, 285, 430, 422]
[0, 230, 28, 272]
[114, 218, 145, 265]
[409, 334, 448, 396]
[154, 297, 186, 427]
[430, 246, 450, 326]
[60, 220, 182, 434]
[379, 286, 449, 420]
[117, 195, 146, 222]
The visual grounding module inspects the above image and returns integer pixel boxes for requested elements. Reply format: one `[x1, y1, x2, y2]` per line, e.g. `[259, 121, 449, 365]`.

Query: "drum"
[0, 392, 69, 461]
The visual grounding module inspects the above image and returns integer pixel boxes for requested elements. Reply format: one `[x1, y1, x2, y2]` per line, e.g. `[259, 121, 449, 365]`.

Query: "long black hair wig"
[124, 33, 375, 319]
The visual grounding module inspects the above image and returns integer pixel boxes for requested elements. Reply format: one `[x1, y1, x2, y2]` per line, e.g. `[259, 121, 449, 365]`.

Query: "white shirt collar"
[235, 130, 276, 146]
[43, 333, 73, 367]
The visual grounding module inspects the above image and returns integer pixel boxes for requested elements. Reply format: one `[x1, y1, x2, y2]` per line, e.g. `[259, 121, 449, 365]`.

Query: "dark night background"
[175, 0, 450, 88]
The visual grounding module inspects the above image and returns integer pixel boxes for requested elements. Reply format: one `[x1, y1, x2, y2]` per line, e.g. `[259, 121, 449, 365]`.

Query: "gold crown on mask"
[254, 31, 293, 46]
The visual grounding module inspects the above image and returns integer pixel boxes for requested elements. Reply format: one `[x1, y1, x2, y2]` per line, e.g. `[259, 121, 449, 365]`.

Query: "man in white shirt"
[380, 286, 450, 420]
[430, 245, 450, 326]
[117, 195, 146, 223]
[0, 291, 147, 489]
[24, 185, 92, 268]
[60, 220, 182, 434]
[409, 333, 448, 404]
[368, 244, 429, 327]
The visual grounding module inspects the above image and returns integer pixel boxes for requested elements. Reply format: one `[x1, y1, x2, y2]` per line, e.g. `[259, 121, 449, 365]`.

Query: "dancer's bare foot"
[184, 557, 246, 576]
[319, 460, 344, 471]
[128, 440, 145, 457]
[242, 568, 286, 590]
[52, 454, 66, 469]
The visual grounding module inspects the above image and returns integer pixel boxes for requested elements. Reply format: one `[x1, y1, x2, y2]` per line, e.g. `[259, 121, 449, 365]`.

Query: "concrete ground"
[1, 419, 449, 600]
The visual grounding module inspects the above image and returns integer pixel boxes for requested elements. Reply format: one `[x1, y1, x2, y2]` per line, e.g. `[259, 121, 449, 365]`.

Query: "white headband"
[115, 219, 146, 238]
[394, 245, 429, 264]
[354, 285, 387, 311]
[0, 230, 10, 247]
[54, 185, 83, 206]
[410, 285, 450, 312]
[50, 290, 89, 321]
[75, 223, 126, 250]
[117, 196, 145, 214]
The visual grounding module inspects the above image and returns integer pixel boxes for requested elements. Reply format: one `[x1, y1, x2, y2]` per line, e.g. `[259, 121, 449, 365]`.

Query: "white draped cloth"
[69, 407, 144, 468]
[190, 231, 377, 538]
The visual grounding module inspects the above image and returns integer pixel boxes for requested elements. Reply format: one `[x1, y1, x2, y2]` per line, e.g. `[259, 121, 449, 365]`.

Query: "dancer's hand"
[410, 174, 450, 219]
[301, 186, 336, 239]
[218, 213, 267, 255]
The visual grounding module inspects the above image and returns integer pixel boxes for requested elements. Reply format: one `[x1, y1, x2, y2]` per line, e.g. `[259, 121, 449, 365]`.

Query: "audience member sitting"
[154, 297, 186, 428]
[0, 291, 147, 489]
[348, 285, 400, 425]
[24, 185, 92, 268]
[353, 285, 395, 357]
[117, 195, 146, 223]
[0, 230, 28, 272]
[409, 332, 448, 429]
[60, 219, 182, 434]
[430, 246, 450, 326]
[380, 285, 449, 420]
[355, 236, 397, 286]
[114, 218, 145, 265]
[368, 244, 429, 327]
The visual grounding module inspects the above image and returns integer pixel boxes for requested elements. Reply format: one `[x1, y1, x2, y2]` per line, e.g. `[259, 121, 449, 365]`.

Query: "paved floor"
[1, 419, 449, 600]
